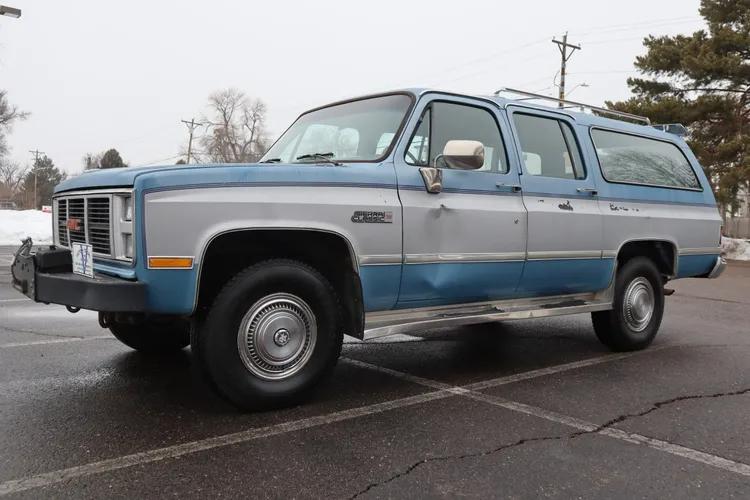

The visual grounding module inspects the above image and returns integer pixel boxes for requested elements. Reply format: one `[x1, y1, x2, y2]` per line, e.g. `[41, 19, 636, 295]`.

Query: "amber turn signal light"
[147, 257, 194, 269]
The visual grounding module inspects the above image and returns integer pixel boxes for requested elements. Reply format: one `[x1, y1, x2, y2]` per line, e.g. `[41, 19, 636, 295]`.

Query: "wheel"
[109, 318, 190, 354]
[195, 259, 343, 410]
[592, 257, 665, 351]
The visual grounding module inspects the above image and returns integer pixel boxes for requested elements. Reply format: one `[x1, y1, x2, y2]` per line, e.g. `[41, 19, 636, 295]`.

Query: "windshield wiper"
[295, 152, 343, 166]
[260, 158, 282, 163]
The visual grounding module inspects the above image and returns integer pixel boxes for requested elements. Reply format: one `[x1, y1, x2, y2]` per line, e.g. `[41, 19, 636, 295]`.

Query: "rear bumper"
[11, 246, 147, 312]
[706, 255, 727, 279]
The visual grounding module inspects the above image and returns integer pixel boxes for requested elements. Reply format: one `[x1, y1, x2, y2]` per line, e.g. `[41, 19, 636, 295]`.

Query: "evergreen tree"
[99, 148, 127, 169]
[21, 155, 65, 209]
[609, 0, 750, 213]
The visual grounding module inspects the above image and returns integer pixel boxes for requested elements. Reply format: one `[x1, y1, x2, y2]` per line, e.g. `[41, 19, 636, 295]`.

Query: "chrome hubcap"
[237, 293, 317, 380]
[622, 277, 655, 332]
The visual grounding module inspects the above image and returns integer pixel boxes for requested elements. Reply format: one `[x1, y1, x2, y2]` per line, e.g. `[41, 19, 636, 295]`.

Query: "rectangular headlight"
[123, 196, 133, 221]
[124, 234, 133, 259]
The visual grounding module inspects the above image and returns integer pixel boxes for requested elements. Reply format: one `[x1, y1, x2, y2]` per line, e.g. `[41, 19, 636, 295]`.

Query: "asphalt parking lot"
[0, 245, 748, 498]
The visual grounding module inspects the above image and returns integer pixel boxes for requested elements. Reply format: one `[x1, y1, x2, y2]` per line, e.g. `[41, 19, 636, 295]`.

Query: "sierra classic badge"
[351, 210, 393, 224]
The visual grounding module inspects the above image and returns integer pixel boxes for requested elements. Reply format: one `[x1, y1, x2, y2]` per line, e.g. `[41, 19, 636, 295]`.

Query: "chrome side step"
[363, 291, 613, 340]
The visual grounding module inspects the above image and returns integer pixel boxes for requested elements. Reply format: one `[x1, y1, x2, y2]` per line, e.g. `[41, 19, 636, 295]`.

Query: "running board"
[363, 292, 613, 340]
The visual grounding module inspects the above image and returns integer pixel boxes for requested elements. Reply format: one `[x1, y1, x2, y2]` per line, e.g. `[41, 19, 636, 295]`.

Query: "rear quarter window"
[590, 129, 701, 190]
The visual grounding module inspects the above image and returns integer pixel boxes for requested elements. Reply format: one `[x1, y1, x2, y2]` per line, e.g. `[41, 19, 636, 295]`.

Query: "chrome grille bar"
[56, 198, 68, 247]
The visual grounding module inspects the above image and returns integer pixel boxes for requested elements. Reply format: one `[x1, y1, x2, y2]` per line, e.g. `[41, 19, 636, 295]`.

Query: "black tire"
[195, 259, 343, 411]
[109, 318, 190, 354]
[592, 257, 665, 351]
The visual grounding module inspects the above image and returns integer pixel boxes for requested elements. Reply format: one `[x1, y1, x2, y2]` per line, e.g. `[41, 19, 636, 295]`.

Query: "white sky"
[0, 0, 704, 174]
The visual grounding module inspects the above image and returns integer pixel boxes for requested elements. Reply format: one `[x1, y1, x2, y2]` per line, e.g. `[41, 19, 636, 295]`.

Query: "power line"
[569, 16, 701, 37]
[131, 154, 184, 168]
[552, 32, 581, 107]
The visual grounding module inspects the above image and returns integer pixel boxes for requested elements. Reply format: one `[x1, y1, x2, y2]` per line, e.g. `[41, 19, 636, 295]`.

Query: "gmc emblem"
[66, 218, 82, 231]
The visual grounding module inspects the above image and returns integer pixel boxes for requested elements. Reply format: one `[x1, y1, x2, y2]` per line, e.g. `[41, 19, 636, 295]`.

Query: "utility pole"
[552, 32, 581, 107]
[29, 149, 45, 210]
[181, 118, 203, 164]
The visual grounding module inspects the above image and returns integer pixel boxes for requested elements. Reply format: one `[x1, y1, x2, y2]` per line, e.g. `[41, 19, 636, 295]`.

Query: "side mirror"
[437, 140, 485, 170]
[419, 167, 443, 194]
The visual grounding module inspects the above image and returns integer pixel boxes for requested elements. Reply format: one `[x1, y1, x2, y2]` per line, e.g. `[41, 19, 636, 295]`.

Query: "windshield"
[261, 94, 413, 163]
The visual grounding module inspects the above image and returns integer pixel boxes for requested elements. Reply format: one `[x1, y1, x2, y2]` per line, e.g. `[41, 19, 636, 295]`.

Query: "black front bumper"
[11, 245, 147, 312]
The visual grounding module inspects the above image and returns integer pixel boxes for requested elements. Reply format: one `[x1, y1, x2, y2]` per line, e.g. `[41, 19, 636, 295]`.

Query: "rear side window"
[512, 113, 585, 180]
[590, 129, 700, 190]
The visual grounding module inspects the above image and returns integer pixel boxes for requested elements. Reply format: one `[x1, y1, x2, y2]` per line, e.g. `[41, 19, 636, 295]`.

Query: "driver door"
[394, 96, 527, 308]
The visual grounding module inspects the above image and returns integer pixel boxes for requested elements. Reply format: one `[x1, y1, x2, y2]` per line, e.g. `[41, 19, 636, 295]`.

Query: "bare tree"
[0, 159, 26, 201]
[0, 90, 29, 157]
[197, 89, 269, 163]
[82, 152, 103, 170]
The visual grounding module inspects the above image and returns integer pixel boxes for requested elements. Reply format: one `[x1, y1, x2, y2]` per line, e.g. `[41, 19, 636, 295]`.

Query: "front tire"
[592, 257, 665, 351]
[195, 259, 343, 410]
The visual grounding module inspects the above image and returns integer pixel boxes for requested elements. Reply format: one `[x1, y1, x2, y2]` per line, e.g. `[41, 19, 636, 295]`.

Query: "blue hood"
[55, 164, 209, 193]
[55, 162, 394, 194]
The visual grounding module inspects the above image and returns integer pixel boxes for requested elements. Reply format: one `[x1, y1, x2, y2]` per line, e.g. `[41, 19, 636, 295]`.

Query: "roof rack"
[651, 123, 688, 137]
[494, 87, 651, 125]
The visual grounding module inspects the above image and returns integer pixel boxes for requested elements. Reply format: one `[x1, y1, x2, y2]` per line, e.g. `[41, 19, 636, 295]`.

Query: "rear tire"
[195, 259, 343, 411]
[109, 318, 190, 354]
[592, 257, 665, 351]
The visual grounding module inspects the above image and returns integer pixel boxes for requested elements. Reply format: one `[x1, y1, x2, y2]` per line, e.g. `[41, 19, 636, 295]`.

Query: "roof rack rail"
[651, 123, 688, 137]
[494, 87, 651, 125]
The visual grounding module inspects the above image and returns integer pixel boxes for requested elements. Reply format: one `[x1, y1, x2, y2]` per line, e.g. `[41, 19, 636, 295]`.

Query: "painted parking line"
[0, 298, 29, 304]
[0, 350, 640, 496]
[346, 357, 750, 479]
[0, 336, 111, 349]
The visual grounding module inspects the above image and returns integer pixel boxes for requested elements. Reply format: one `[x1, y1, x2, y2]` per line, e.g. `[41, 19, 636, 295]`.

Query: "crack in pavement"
[675, 293, 750, 305]
[348, 432, 570, 499]
[347, 386, 750, 498]
[569, 387, 750, 439]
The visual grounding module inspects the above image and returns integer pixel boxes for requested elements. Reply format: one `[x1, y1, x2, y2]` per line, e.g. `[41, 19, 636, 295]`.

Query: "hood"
[54, 162, 390, 194]
[55, 164, 201, 193]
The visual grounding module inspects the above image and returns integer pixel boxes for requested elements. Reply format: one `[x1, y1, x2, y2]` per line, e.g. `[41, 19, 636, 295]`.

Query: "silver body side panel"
[399, 190, 526, 259]
[143, 185, 403, 269]
[599, 200, 721, 261]
[523, 195, 602, 254]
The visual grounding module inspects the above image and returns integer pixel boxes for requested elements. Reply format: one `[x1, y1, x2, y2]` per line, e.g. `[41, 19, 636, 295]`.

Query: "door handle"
[497, 183, 522, 193]
[576, 187, 598, 196]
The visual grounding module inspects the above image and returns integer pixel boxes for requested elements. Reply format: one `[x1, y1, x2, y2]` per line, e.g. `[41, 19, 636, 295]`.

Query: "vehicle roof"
[397, 88, 683, 144]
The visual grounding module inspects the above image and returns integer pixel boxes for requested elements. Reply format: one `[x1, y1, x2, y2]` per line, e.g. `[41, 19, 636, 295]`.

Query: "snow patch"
[0, 210, 53, 245]
[721, 237, 750, 261]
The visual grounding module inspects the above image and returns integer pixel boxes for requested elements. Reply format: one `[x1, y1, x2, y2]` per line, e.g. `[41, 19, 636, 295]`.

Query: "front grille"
[55, 195, 113, 257]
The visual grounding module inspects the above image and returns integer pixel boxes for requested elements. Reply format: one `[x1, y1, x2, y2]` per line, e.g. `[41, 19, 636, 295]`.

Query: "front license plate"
[72, 242, 94, 278]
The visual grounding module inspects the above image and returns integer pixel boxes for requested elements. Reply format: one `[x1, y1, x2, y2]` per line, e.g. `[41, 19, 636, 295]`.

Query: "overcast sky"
[1, 0, 704, 174]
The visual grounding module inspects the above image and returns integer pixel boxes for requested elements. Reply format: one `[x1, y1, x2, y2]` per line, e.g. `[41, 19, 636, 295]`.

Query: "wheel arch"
[194, 227, 365, 339]
[612, 238, 678, 280]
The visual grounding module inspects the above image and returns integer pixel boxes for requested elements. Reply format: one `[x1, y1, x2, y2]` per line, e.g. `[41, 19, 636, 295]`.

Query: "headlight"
[123, 196, 133, 221]
[124, 234, 133, 259]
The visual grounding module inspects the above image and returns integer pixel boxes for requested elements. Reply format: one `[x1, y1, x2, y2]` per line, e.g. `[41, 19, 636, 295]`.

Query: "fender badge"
[351, 210, 393, 224]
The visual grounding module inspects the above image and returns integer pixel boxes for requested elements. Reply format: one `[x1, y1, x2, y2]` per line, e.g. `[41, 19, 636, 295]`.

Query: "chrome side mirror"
[419, 167, 443, 194]
[438, 140, 485, 170]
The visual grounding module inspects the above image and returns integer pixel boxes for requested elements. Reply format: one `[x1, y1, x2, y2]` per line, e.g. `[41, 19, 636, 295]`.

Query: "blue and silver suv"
[11, 88, 724, 409]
